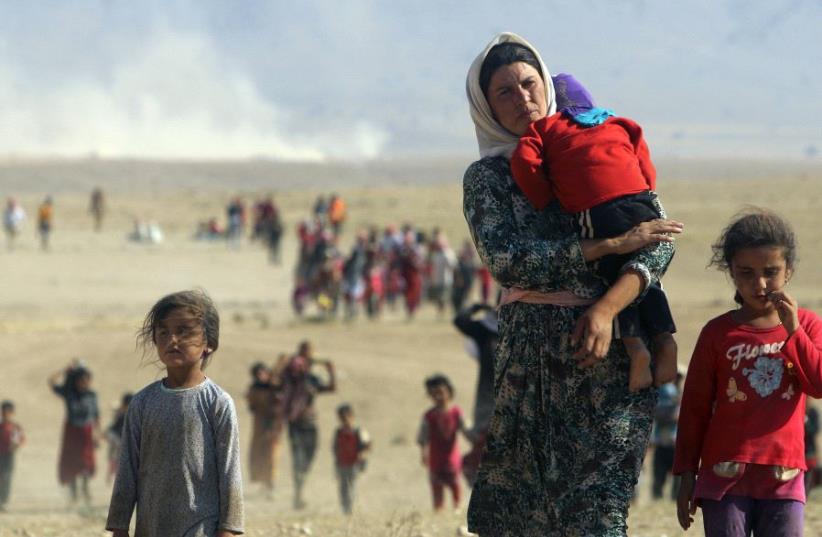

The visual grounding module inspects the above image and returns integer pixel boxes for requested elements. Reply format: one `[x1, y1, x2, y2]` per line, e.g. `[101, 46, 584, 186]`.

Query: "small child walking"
[49, 360, 100, 505]
[37, 195, 54, 251]
[673, 209, 822, 537]
[332, 403, 371, 514]
[417, 374, 473, 511]
[0, 401, 25, 511]
[106, 289, 244, 537]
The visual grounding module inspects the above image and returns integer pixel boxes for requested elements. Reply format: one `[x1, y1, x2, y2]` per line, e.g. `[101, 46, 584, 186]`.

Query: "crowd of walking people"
[4, 189, 108, 252]
[5, 186, 496, 327]
[194, 195, 284, 262]
[293, 218, 495, 320]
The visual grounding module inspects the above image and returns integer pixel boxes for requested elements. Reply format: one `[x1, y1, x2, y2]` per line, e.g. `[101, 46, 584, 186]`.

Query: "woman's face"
[486, 61, 548, 136]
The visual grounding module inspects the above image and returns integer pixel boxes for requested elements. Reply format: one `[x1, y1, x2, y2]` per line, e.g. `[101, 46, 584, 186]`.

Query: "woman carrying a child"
[463, 33, 683, 537]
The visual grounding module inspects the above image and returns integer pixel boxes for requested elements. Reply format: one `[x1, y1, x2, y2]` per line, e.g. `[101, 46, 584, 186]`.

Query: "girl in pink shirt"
[417, 374, 474, 511]
[674, 209, 822, 537]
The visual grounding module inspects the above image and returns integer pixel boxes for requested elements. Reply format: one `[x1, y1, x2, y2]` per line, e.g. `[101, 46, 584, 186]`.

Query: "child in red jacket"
[510, 74, 677, 392]
[332, 404, 370, 515]
[673, 209, 822, 536]
[417, 374, 473, 511]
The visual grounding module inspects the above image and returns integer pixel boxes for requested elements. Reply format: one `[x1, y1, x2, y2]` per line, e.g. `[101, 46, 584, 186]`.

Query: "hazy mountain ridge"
[1, 156, 820, 195]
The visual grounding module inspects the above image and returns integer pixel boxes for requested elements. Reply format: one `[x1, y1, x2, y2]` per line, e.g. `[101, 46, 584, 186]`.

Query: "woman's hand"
[571, 268, 648, 367]
[676, 472, 697, 531]
[611, 218, 683, 256]
[769, 290, 799, 335]
[571, 301, 616, 367]
[580, 218, 682, 261]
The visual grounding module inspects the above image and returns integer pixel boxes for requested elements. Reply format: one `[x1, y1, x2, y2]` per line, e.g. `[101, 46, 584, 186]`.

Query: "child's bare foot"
[624, 337, 653, 392]
[653, 332, 678, 387]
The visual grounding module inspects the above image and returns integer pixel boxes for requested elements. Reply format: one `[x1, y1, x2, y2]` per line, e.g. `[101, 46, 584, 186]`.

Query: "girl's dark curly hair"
[710, 207, 797, 304]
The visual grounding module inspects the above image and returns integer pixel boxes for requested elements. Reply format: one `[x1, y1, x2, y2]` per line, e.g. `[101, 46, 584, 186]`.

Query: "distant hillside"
[1, 156, 820, 194]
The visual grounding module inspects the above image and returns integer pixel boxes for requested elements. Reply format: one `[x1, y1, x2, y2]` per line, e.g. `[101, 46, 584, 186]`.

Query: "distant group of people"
[194, 195, 284, 262]
[245, 344, 375, 514]
[244, 341, 348, 511]
[3, 189, 107, 252]
[3, 187, 287, 255]
[293, 218, 495, 320]
[4, 196, 54, 251]
[312, 194, 347, 236]
[249, 301, 503, 518]
[246, 302, 502, 515]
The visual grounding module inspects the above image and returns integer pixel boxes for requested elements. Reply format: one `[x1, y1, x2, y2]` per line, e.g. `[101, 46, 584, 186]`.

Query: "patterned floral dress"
[463, 156, 674, 537]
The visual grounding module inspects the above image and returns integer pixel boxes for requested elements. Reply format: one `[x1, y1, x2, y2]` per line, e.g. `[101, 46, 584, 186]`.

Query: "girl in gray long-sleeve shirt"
[106, 289, 244, 537]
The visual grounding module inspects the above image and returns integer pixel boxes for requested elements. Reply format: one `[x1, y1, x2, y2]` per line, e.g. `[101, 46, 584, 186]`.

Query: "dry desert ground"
[1, 158, 821, 536]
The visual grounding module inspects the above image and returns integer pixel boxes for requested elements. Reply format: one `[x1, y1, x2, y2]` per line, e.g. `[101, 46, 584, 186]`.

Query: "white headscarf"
[465, 32, 556, 159]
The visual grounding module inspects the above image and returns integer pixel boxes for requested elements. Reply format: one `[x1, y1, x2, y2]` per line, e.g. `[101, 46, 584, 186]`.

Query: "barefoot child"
[509, 73, 677, 391]
[49, 361, 100, 505]
[417, 374, 473, 511]
[0, 401, 25, 511]
[332, 403, 371, 514]
[106, 290, 244, 537]
[673, 209, 822, 536]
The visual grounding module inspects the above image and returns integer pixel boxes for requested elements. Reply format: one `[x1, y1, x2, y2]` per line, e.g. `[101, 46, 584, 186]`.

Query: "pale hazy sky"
[0, 0, 819, 160]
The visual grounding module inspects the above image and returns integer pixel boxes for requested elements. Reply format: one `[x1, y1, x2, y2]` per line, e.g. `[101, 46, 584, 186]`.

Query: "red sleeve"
[673, 323, 718, 474]
[782, 310, 822, 398]
[510, 119, 554, 210]
[616, 117, 656, 191]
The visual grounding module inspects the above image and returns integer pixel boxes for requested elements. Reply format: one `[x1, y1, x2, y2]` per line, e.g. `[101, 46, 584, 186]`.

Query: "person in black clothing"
[650, 372, 683, 501]
[453, 303, 498, 486]
[451, 241, 478, 313]
[342, 231, 368, 319]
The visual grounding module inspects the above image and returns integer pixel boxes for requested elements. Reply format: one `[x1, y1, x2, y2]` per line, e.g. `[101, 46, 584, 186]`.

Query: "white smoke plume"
[0, 27, 388, 161]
